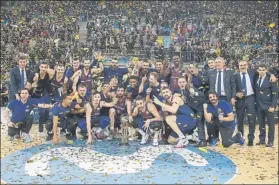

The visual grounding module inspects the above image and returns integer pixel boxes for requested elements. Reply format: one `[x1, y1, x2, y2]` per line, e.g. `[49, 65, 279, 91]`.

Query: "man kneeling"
[154, 87, 197, 148]
[79, 92, 117, 144]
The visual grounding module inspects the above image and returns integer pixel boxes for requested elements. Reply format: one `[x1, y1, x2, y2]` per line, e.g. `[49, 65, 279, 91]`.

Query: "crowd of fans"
[0, 1, 278, 147]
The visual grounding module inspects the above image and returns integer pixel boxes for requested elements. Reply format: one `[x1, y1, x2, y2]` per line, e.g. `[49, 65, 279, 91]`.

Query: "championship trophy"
[119, 114, 129, 146]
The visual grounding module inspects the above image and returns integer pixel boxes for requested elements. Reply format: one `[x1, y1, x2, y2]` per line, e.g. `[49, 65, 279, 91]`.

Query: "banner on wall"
[163, 36, 171, 48]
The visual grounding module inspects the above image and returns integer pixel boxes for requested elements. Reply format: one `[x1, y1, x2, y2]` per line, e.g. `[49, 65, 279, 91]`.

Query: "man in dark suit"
[234, 60, 277, 146]
[255, 64, 278, 147]
[202, 59, 215, 100]
[208, 57, 236, 105]
[8, 55, 33, 102]
[234, 60, 258, 146]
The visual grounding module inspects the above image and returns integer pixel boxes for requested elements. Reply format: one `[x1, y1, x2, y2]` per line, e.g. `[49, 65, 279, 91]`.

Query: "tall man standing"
[208, 57, 236, 105]
[235, 61, 277, 146]
[8, 55, 32, 102]
[255, 64, 278, 147]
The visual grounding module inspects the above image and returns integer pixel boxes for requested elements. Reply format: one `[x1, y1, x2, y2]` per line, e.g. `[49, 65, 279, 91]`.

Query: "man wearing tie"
[208, 57, 236, 105]
[234, 60, 277, 146]
[234, 60, 258, 146]
[255, 64, 278, 147]
[8, 55, 32, 102]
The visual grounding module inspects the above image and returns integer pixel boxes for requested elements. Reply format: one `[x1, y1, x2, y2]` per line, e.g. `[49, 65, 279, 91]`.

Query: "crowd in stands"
[0, 1, 278, 148]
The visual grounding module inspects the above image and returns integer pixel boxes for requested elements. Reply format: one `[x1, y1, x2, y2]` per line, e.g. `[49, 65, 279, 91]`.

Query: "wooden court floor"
[1, 122, 278, 184]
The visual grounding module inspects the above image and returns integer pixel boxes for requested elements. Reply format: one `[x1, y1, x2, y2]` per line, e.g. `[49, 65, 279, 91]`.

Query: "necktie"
[20, 69, 25, 89]
[217, 71, 222, 97]
[258, 77, 262, 87]
[241, 73, 247, 96]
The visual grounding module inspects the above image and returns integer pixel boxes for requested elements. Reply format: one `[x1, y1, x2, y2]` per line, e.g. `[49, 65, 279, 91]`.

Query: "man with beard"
[126, 75, 140, 100]
[139, 72, 162, 103]
[155, 59, 171, 84]
[82, 92, 118, 144]
[187, 64, 207, 147]
[170, 55, 184, 92]
[69, 83, 90, 139]
[48, 64, 69, 103]
[173, 76, 205, 146]
[103, 78, 127, 140]
[26, 62, 52, 137]
[202, 59, 216, 99]
[103, 59, 132, 83]
[65, 58, 82, 94]
[153, 87, 196, 148]
[111, 86, 133, 139]
[137, 59, 156, 83]
[72, 58, 104, 96]
[46, 94, 76, 145]
[132, 96, 162, 146]
[234, 61, 276, 146]
[4, 88, 52, 142]
[203, 91, 245, 147]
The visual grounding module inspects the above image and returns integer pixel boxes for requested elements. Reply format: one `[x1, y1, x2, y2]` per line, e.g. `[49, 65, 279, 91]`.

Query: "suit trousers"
[257, 106, 275, 143]
[236, 95, 256, 141]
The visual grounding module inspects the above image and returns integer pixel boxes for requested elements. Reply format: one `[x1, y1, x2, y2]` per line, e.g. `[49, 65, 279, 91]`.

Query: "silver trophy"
[119, 114, 129, 146]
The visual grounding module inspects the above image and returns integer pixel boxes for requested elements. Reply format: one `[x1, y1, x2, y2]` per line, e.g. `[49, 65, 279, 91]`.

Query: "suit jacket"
[255, 75, 278, 110]
[208, 69, 236, 101]
[8, 66, 32, 101]
[234, 69, 258, 108]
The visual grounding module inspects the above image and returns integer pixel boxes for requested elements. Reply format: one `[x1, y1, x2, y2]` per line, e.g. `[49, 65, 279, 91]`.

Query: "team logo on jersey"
[1, 141, 237, 184]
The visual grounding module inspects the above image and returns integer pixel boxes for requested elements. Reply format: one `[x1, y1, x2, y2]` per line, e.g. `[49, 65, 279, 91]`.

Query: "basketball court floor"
[1, 109, 278, 184]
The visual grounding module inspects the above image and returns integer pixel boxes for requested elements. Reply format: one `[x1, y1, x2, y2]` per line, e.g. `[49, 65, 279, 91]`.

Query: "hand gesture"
[142, 120, 150, 131]
[141, 76, 147, 83]
[189, 88, 195, 95]
[203, 103, 208, 110]
[7, 122, 15, 127]
[146, 88, 152, 95]
[33, 73, 39, 82]
[52, 135, 58, 145]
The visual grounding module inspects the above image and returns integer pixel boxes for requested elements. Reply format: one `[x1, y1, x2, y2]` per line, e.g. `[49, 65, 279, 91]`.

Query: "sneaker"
[106, 130, 114, 141]
[15, 133, 20, 139]
[195, 140, 207, 147]
[153, 132, 159, 146]
[191, 128, 200, 142]
[140, 133, 149, 145]
[8, 136, 15, 141]
[175, 137, 188, 148]
[237, 132, 245, 145]
[46, 134, 53, 142]
[22, 132, 32, 143]
[38, 132, 47, 137]
[265, 142, 274, 147]
[209, 138, 219, 147]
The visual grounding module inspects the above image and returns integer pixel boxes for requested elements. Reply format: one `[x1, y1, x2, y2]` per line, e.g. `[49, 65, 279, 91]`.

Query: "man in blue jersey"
[203, 91, 245, 147]
[45, 94, 76, 145]
[153, 87, 196, 148]
[4, 88, 52, 142]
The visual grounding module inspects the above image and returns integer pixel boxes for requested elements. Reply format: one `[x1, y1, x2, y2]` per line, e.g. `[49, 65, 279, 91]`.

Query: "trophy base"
[119, 142, 129, 146]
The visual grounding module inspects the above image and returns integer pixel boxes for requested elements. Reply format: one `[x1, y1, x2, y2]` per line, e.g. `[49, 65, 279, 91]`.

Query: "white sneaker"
[175, 137, 188, 148]
[140, 133, 149, 145]
[191, 129, 200, 142]
[22, 132, 32, 143]
[153, 131, 159, 146]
